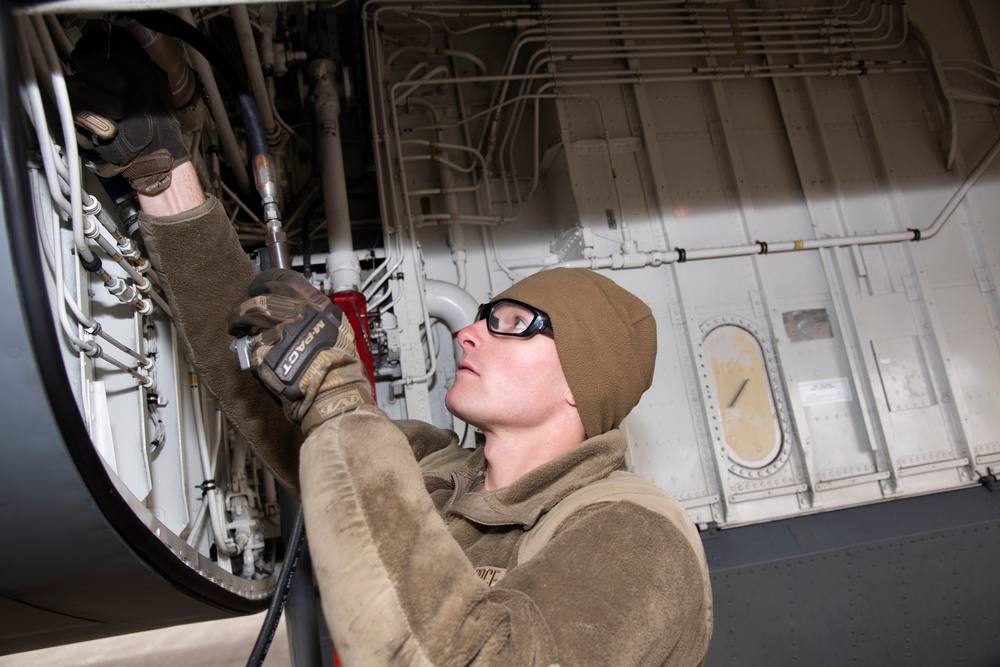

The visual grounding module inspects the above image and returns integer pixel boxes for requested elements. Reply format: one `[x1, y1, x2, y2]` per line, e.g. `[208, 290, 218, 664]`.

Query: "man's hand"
[229, 269, 374, 435]
[69, 26, 191, 196]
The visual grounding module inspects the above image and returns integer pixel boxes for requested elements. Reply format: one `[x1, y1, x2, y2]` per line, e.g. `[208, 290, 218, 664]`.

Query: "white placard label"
[798, 378, 852, 406]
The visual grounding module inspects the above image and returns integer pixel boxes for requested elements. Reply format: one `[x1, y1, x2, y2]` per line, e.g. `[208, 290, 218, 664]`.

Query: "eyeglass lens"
[487, 301, 538, 335]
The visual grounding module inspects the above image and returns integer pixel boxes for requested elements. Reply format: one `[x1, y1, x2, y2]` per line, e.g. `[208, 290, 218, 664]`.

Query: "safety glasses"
[475, 299, 554, 338]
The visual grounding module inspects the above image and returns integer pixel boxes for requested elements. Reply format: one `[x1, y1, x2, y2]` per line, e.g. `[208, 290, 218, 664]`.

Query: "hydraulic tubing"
[232, 5, 278, 144]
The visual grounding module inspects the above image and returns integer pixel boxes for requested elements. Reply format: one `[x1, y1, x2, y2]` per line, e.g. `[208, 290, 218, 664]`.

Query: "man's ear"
[565, 388, 577, 407]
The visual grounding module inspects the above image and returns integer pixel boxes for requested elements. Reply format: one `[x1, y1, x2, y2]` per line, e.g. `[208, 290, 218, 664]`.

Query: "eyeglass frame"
[475, 298, 554, 338]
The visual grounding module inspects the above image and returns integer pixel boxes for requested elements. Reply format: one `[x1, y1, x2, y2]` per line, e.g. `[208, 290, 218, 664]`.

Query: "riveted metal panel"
[704, 486, 1000, 667]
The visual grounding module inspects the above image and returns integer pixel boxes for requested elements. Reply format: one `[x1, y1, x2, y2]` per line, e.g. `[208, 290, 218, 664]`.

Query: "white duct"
[425, 279, 478, 341]
[425, 279, 479, 447]
[311, 59, 361, 292]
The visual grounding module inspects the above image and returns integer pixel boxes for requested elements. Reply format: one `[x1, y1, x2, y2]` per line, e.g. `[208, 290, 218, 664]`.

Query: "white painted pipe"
[190, 375, 237, 556]
[425, 279, 478, 337]
[311, 59, 361, 292]
[28, 16, 94, 265]
[923, 133, 1000, 239]
[178, 8, 252, 197]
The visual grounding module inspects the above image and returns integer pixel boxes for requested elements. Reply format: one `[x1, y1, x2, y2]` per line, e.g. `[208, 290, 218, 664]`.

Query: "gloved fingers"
[335, 314, 358, 350]
[244, 318, 299, 374]
[70, 55, 126, 96]
[247, 268, 302, 297]
[66, 74, 124, 123]
[248, 269, 332, 312]
[228, 293, 303, 336]
[234, 271, 371, 433]
[69, 27, 181, 176]
[247, 309, 355, 382]
[244, 324, 292, 376]
[67, 42, 125, 140]
[270, 318, 359, 405]
[258, 302, 345, 396]
[253, 363, 288, 404]
[247, 331, 324, 412]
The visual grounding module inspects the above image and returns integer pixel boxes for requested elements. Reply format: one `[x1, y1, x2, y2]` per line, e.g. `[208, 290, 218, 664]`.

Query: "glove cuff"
[124, 148, 192, 196]
[301, 384, 376, 436]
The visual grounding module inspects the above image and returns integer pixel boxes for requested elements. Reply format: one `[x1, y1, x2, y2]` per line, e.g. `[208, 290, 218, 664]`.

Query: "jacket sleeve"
[138, 195, 304, 492]
[137, 196, 458, 491]
[392, 419, 460, 461]
[300, 410, 710, 666]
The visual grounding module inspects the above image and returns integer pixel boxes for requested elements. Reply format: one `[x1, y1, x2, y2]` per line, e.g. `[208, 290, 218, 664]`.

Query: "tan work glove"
[69, 26, 191, 195]
[228, 269, 374, 436]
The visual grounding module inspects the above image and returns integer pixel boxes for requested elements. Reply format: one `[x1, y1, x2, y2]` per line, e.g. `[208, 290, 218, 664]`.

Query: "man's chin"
[444, 391, 461, 420]
[444, 394, 479, 430]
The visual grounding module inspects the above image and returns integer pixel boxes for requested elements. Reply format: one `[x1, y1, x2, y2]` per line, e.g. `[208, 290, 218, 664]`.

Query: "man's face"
[445, 316, 574, 435]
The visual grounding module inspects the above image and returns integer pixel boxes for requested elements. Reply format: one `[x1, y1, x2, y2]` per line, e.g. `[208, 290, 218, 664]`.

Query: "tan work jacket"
[140, 196, 712, 666]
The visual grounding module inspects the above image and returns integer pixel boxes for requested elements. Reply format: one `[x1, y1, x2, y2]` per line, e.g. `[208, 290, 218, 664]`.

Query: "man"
[71, 27, 712, 666]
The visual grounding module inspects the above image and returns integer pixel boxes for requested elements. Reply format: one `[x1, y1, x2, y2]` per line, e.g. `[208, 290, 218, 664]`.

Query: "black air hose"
[246, 505, 307, 667]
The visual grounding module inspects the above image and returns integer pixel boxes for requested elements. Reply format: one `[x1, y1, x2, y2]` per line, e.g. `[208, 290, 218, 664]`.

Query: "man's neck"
[480, 418, 586, 491]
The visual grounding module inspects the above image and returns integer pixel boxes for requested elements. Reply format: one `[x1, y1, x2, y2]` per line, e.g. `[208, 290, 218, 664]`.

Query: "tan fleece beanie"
[494, 268, 657, 439]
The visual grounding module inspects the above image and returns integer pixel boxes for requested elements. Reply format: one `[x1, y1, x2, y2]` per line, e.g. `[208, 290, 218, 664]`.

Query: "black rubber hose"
[246, 506, 307, 667]
[238, 90, 270, 160]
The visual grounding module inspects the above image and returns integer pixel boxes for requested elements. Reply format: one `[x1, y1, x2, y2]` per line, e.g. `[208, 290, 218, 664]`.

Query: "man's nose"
[456, 319, 487, 348]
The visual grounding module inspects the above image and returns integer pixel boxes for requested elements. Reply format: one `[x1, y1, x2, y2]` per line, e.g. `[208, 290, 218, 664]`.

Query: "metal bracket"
[909, 20, 959, 170]
[981, 472, 1000, 492]
[975, 267, 996, 293]
[549, 225, 594, 262]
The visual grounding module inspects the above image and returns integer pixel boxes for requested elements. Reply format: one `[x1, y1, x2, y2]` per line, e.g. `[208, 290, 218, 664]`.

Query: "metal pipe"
[311, 58, 360, 292]
[29, 168, 150, 365]
[26, 16, 94, 265]
[425, 279, 478, 338]
[404, 101, 472, 289]
[16, 25, 71, 214]
[385, 46, 488, 76]
[189, 372, 237, 556]
[177, 7, 252, 197]
[494, 128, 1000, 273]
[922, 134, 1000, 240]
